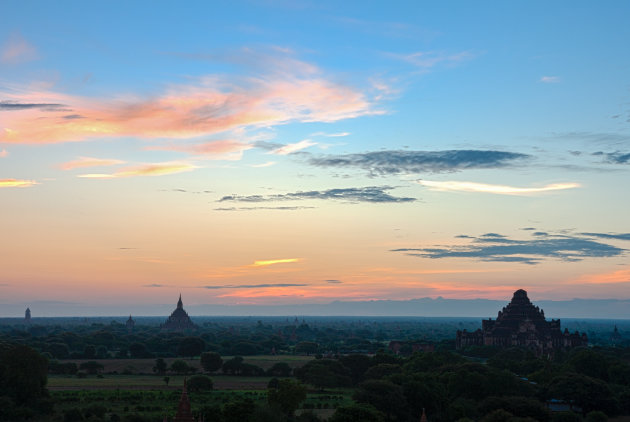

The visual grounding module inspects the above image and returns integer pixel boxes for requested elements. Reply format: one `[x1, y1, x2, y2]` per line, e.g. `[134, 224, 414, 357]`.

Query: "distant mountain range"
[1, 297, 629, 318]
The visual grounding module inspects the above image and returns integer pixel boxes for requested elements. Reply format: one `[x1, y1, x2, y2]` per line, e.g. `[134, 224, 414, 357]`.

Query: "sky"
[1, 1, 630, 316]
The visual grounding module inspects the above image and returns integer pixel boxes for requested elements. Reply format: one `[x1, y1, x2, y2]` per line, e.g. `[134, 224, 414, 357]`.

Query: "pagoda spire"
[420, 408, 428, 422]
[173, 378, 194, 422]
[177, 294, 183, 309]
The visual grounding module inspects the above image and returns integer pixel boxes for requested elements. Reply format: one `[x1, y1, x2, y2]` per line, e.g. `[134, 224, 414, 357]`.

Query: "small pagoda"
[161, 294, 197, 331]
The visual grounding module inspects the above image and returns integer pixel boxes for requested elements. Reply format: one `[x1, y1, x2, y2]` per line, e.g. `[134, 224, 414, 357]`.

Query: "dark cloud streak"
[392, 232, 626, 265]
[308, 150, 529, 176]
[0, 101, 66, 111]
[218, 186, 416, 203]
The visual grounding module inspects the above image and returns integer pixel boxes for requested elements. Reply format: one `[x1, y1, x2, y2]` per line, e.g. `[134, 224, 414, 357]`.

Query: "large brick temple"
[456, 289, 587, 355]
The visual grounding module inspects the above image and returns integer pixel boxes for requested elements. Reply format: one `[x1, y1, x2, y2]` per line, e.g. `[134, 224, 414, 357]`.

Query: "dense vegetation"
[0, 318, 629, 421]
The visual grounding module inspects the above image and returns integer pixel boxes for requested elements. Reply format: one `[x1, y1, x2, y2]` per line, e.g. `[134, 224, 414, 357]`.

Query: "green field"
[49, 377, 352, 421]
[49, 374, 278, 390]
[57, 354, 314, 375]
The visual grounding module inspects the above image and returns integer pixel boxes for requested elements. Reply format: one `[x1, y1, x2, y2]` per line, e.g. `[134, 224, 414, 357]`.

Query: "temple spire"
[420, 408, 428, 422]
[177, 294, 183, 309]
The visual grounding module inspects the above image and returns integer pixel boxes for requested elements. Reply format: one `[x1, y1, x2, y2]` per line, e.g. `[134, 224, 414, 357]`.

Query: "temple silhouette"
[456, 289, 587, 355]
[161, 294, 197, 331]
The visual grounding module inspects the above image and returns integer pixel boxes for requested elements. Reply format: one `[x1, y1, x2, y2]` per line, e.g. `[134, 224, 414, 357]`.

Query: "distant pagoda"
[126, 315, 135, 333]
[456, 289, 587, 356]
[24, 308, 31, 324]
[161, 294, 197, 331]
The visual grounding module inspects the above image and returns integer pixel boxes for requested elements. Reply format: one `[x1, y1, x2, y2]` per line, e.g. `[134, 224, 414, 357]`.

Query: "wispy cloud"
[309, 150, 529, 176]
[0, 101, 65, 111]
[0, 178, 38, 188]
[540, 76, 560, 83]
[61, 156, 126, 170]
[392, 232, 627, 265]
[203, 283, 308, 289]
[218, 186, 416, 203]
[1, 55, 380, 144]
[149, 139, 253, 161]
[390, 50, 474, 71]
[78, 162, 196, 178]
[326, 279, 343, 284]
[0, 149, 7, 158]
[417, 180, 580, 195]
[311, 131, 350, 137]
[581, 232, 630, 241]
[250, 161, 277, 168]
[1, 32, 38, 64]
[213, 206, 316, 211]
[269, 139, 317, 155]
[251, 258, 300, 267]
[594, 151, 630, 164]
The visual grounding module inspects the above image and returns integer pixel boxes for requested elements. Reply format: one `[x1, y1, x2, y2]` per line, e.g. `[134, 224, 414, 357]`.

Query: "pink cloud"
[78, 162, 197, 179]
[0, 149, 7, 158]
[149, 139, 253, 161]
[1, 33, 38, 64]
[60, 156, 126, 170]
[1, 64, 379, 144]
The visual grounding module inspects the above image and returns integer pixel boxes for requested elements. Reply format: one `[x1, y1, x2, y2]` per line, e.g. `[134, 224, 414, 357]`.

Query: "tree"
[0, 343, 50, 419]
[585, 411, 608, 422]
[354, 380, 408, 421]
[223, 356, 244, 375]
[177, 337, 205, 359]
[47, 342, 69, 359]
[83, 345, 96, 359]
[187, 375, 213, 392]
[294, 359, 352, 390]
[223, 398, 256, 422]
[170, 360, 190, 374]
[295, 341, 319, 355]
[267, 379, 307, 418]
[329, 404, 385, 422]
[200, 352, 223, 373]
[267, 362, 292, 377]
[129, 342, 152, 359]
[153, 358, 167, 375]
[163, 376, 170, 386]
[339, 354, 372, 384]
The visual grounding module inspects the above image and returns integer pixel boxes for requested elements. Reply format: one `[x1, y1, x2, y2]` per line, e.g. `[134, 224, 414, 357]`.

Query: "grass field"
[58, 354, 314, 375]
[49, 379, 352, 421]
[49, 374, 278, 390]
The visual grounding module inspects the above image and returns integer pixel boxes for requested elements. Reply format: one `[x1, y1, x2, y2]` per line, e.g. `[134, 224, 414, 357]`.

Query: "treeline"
[0, 319, 450, 360]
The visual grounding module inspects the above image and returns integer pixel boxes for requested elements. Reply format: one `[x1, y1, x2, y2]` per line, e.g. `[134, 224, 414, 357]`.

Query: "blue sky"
[1, 0, 630, 315]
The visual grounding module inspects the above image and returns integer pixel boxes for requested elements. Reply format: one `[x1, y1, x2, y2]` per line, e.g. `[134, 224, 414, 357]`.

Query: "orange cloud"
[78, 162, 196, 178]
[1, 33, 38, 64]
[251, 258, 300, 267]
[60, 156, 126, 170]
[0, 179, 37, 188]
[573, 269, 630, 284]
[0, 64, 378, 144]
